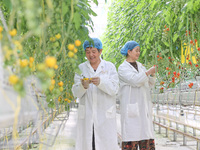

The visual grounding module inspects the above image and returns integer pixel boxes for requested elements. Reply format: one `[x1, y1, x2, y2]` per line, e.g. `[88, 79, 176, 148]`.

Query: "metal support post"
[183, 125, 187, 146]
[158, 118, 161, 134]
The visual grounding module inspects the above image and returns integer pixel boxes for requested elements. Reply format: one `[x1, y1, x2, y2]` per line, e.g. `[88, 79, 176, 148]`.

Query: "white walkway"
[34, 107, 196, 150]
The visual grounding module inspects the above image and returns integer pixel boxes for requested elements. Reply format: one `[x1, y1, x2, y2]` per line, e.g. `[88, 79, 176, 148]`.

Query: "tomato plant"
[102, 0, 200, 92]
[0, 0, 99, 108]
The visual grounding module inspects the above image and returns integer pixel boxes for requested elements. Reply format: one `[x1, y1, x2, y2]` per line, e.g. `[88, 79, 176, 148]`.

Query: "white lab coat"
[72, 58, 119, 150]
[118, 60, 155, 142]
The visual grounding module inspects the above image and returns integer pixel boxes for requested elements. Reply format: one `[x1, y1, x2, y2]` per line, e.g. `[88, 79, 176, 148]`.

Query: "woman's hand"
[81, 79, 90, 89]
[146, 66, 158, 76]
[91, 77, 100, 86]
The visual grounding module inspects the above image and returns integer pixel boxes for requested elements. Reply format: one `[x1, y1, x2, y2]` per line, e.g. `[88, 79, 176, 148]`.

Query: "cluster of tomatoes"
[188, 82, 194, 88]
[163, 25, 170, 32]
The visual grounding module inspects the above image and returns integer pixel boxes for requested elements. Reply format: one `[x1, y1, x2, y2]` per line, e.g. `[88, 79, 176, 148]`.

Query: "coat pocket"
[127, 103, 139, 118]
[78, 105, 85, 119]
[106, 105, 116, 118]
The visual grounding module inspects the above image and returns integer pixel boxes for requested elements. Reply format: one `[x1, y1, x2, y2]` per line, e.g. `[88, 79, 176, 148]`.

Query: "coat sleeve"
[97, 63, 119, 96]
[72, 73, 87, 98]
[118, 64, 148, 87]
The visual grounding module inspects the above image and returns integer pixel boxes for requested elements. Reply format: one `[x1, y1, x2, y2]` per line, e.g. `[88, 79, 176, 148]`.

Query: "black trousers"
[92, 125, 95, 150]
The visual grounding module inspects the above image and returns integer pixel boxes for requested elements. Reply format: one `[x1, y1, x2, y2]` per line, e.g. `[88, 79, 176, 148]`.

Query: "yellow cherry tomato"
[75, 40, 81, 47]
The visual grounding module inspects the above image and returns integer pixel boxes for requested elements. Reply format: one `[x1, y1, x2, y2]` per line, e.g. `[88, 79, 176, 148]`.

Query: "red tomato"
[166, 67, 169, 70]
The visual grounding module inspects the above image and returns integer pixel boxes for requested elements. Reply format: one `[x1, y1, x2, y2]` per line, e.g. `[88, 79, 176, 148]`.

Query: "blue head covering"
[83, 38, 103, 50]
[120, 41, 140, 56]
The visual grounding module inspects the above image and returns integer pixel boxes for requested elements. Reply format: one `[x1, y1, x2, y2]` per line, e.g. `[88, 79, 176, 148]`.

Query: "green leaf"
[2, 0, 12, 11]
[173, 33, 179, 42]
[80, 9, 90, 20]
[164, 42, 169, 47]
[90, 9, 97, 17]
[73, 12, 81, 30]
[62, 2, 69, 17]
[149, 27, 154, 35]
[142, 48, 147, 57]
[165, 13, 171, 25]
[150, 0, 156, 10]
[178, 20, 184, 30]
[93, 0, 98, 5]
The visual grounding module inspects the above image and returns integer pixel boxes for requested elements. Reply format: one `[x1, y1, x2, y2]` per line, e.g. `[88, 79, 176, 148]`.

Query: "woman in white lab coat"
[72, 38, 119, 150]
[118, 41, 156, 150]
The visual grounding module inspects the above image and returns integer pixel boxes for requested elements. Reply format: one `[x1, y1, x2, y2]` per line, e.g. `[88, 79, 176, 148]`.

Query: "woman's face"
[128, 46, 140, 61]
[85, 47, 102, 64]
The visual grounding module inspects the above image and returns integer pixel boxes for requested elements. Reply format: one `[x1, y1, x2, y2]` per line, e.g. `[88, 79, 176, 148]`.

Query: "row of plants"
[102, 0, 200, 93]
[0, 0, 99, 108]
